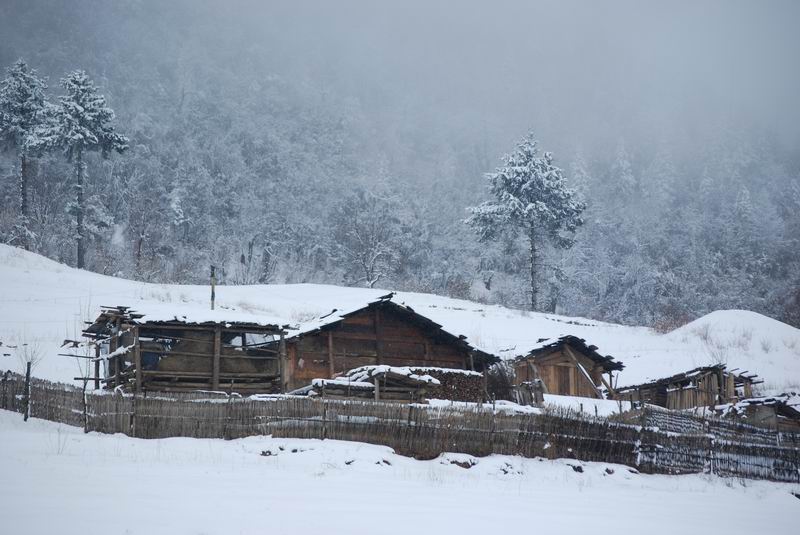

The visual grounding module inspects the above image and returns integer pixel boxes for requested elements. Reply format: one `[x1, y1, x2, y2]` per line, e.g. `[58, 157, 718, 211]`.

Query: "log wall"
[288, 305, 470, 390]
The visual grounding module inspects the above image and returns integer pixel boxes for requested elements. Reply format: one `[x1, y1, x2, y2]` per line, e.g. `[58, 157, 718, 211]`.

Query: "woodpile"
[414, 368, 485, 402]
[308, 366, 485, 403]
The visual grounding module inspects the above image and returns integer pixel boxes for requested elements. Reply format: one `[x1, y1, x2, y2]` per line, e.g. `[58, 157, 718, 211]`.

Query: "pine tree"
[0, 60, 49, 250]
[466, 133, 585, 311]
[611, 139, 636, 199]
[37, 71, 128, 268]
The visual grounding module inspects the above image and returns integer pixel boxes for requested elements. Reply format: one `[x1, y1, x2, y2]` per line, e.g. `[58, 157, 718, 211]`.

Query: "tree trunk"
[18, 153, 30, 251]
[75, 152, 86, 269]
[528, 225, 537, 311]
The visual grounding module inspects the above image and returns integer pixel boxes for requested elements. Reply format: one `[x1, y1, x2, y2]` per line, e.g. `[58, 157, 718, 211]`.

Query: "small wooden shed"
[615, 365, 759, 410]
[284, 294, 495, 391]
[513, 336, 624, 399]
[716, 393, 800, 433]
[82, 306, 287, 394]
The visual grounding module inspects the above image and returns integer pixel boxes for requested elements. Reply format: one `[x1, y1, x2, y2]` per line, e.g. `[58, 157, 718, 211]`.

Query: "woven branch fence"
[2, 372, 799, 482]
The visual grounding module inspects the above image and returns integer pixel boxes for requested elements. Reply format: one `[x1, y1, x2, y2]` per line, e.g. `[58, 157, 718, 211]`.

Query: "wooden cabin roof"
[616, 364, 760, 394]
[522, 335, 624, 372]
[286, 293, 498, 366]
[83, 305, 285, 337]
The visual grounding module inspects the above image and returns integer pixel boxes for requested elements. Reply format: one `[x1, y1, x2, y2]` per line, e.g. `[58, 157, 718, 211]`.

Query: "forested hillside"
[1, 0, 798, 328]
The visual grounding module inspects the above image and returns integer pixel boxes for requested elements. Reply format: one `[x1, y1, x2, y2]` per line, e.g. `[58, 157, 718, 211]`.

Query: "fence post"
[321, 399, 327, 440]
[23, 361, 32, 421]
[1, 370, 9, 410]
[130, 393, 137, 438]
[82, 380, 89, 433]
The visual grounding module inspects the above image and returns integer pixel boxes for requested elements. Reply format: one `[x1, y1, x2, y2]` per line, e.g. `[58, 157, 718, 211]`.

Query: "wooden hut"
[513, 336, 624, 399]
[716, 393, 800, 433]
[82, 306, 287, 394]
[284, 293, 495, 391]
[615, 365, 759, 410]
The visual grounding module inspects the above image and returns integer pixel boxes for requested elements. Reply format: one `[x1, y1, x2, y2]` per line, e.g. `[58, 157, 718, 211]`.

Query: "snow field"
[1, 410, 798, 535]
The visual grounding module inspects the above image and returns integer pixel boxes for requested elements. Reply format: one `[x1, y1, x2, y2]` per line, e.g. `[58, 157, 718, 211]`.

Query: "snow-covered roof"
[522, 335, 624, 372]
[716, 393, 800, 417]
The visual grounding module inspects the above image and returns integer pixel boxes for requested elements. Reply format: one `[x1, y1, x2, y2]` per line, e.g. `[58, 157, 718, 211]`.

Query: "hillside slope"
[1, 245, 798, 393]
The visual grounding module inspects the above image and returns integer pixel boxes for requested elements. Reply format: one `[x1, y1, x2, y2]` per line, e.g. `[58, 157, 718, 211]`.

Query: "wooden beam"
[327, 331, 335, 378]
[212, 326, 221, 390]
[598, 371, 617, 398]
[564, 346, 604, 399]
[278, 332, 287, 393]
[374, 307, 383, 365]
[133, 326, 142, 393]
[94, 345, 101, 390]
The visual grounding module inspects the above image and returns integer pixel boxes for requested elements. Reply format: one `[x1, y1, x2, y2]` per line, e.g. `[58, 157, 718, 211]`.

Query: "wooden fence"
[2, 372, 799, 482]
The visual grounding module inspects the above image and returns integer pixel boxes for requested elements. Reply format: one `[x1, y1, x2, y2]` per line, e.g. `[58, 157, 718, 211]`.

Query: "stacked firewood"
[415, 368, 485, 402]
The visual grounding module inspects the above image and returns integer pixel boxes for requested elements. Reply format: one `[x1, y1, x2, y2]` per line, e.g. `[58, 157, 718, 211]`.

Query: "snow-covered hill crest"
[1, 245, 798, 393]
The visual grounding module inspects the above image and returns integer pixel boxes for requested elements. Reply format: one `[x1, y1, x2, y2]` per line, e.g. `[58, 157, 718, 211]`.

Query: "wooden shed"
[615, 365, 759, 410]
[284, 294, 495, 391]
[513, 336, 624, 399]
[716, 394, 800, 433]
[82, 306, 287, 394]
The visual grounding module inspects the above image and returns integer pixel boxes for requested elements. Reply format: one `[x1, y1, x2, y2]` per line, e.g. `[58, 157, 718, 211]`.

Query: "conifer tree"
[38, 71, 128, 268]
[466, 133, 585, 311]
[0, 60, 49, 250]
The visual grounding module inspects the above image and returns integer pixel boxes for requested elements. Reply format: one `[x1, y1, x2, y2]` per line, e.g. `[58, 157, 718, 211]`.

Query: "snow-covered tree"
[37, 71, 128, 268]
[466, 133, 585, 311]
[611, 139, 636, 199]
[330, 187, 404, 288]
[0, 60, 49, 250]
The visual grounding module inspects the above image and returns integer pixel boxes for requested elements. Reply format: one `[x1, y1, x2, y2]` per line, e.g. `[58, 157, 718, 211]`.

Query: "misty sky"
[216, 0, 800, 153]
[3, 0, 799, 158]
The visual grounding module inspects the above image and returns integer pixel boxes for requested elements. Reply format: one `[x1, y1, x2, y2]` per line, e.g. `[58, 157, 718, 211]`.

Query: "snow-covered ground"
[1, 244, 799, 394]
[0, 410, 797, 535]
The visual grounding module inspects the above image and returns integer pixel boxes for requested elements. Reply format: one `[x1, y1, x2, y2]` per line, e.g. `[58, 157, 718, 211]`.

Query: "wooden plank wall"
[288, 306, 469, 389]
[514, 347, 604, 398]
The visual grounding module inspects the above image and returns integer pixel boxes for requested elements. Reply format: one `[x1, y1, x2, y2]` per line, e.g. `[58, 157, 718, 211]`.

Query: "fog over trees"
[1, 0, 798, 328]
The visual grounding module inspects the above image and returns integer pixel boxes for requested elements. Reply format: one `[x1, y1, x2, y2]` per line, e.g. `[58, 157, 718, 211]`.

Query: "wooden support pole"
[278, 332, 287, 393]
[374, 377, 380, 401]
[94, 345, 101, 390]
[23, 361, 31, 421]
[374, 306, 383, 365]
[212, 326, 221, 391]
[598, 371, 617, 398]
[112, 318, 121, 388]
[133, 326, 142, 393]
[327, 331, 335, 378]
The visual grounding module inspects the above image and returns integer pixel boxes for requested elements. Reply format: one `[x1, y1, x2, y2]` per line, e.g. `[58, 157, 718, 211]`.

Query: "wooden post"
[23, 361, 31, 421]
[374, 306, 382, 365]
[93, 344, 101, 390]
[210, 265, 216, 310]
[112, 318, 121, 388]
[374, 377, 380, 401]
[133, 326, 142, 393]
[278, 332, 287, 393]
[212, 326, 221, 391]
[327, 331, 335, 378]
